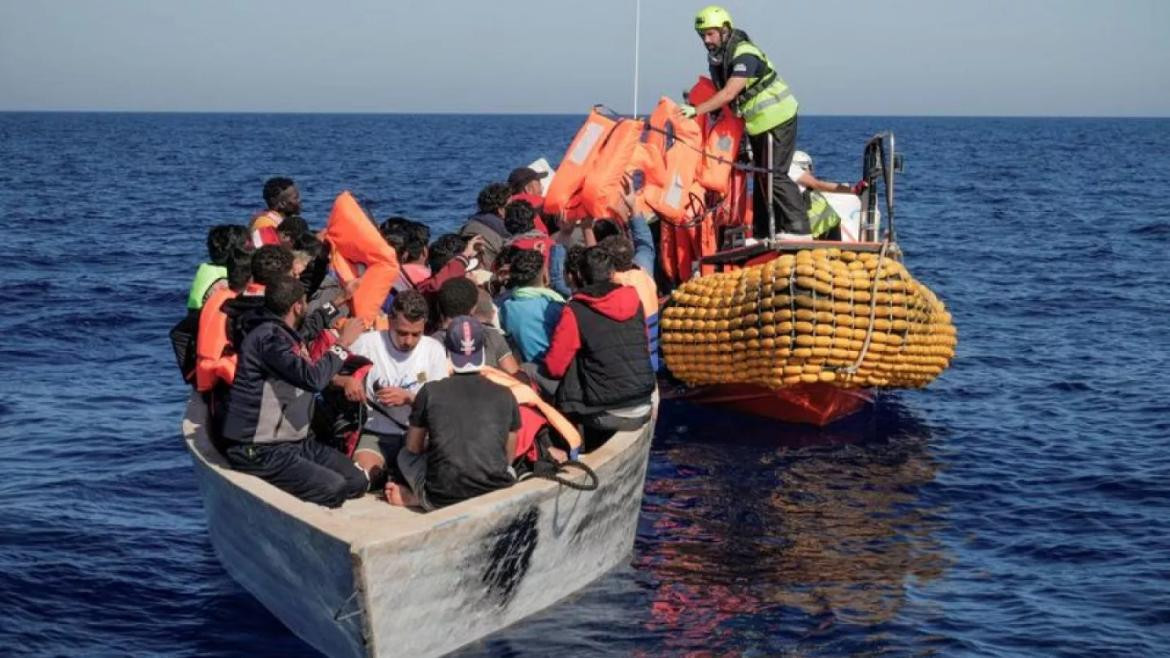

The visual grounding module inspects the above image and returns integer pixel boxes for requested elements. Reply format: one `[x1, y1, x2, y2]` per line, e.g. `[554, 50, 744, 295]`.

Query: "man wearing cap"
[385, 316, 520, 511]
[508, 166, 551, 235]
[681, 5, 807, 239]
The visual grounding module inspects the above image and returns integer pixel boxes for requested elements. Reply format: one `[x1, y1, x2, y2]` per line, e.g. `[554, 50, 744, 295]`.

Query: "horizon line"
[1, 109, 1167, 120]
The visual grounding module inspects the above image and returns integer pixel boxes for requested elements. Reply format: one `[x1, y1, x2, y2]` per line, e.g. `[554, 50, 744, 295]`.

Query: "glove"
[679, 103, 697, 119]
[851, 179, 869, 196]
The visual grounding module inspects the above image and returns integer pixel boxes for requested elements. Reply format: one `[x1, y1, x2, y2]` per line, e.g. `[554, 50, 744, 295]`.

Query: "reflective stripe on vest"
[807, 192, 842, 238]
[731, 41, 798, 135]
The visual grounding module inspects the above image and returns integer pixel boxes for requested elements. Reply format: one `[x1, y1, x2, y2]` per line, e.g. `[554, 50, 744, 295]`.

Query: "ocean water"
[1, 112, 1168, 656]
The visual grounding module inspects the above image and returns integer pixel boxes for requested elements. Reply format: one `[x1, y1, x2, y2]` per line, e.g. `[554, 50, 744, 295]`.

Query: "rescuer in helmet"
[682, 5, 807, 239]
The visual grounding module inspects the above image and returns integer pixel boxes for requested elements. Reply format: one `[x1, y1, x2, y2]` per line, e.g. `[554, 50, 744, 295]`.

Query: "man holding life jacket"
[681, 6, 807, 239]
[251, 177, 302, 247]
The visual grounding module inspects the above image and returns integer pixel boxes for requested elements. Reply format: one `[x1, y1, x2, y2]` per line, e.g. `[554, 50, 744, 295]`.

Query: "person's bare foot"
[384, 482, 420, 508]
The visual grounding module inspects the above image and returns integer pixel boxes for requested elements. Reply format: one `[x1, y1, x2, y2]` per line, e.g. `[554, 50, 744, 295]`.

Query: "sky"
[1, 0, 1167, 116]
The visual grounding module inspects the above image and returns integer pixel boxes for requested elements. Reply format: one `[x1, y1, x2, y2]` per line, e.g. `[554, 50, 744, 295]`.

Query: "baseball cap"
[507, 167, 548, 193]
[445, 315, 486, 373]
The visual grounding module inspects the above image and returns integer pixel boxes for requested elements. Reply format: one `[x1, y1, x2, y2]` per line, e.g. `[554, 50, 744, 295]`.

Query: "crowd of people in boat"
[171, 170, 659, 511]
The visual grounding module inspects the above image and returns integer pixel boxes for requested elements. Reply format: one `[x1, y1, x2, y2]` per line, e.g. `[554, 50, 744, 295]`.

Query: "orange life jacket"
[579, 119, 642, 219]
[195, 287, 239, 392]
[690, 77, 744, 195]
[480, 366, 582, 454]
[322, 191, 399, 328]
[643, 99, 703, 222]
[544, 107, 618, 216]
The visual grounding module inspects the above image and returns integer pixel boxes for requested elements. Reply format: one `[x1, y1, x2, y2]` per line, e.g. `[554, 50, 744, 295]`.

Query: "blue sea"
[1, 112, 1168, 656]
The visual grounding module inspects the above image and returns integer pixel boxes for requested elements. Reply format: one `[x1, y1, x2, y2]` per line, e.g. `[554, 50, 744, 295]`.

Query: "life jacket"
[507, 230, 556, 267]
[544, 107, 619, 216]
[711, 30, 799, 136]
[690, 77, 744, 195]
[805, 190, 843, 238]
[249, 210, 283, 248]
[642, 98, 704, 223]
[195, 286, 241, 392]
[479, 366, 582, 458]
[186, 263, 228, 311]
[613, 268, 660, 371]
[322, 191, 399, 328]
[579, 119, 642, 219]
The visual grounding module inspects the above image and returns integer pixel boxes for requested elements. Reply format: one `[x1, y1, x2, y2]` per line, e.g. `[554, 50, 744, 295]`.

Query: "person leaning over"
[385, 316, 520, 511]
[682, 5, 806, 238]
[219, 276, 369, 508]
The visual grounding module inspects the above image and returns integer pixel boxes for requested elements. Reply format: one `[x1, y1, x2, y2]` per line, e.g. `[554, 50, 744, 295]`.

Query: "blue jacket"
[497, 286, 565, 363]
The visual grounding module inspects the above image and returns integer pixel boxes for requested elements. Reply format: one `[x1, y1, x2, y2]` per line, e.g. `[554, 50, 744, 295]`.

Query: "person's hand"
[462, 234, 486, 258]
[376, 386, 413, 407]
[679, 103, 697, 119]
[339, 376, 366, 403]
[851, 180, 869, 196]
[337, 317, 366, 347]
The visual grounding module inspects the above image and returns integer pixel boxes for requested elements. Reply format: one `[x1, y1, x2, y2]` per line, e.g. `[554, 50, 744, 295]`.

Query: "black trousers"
[748, 115, 808, 237]
[224, 439, 368, 508]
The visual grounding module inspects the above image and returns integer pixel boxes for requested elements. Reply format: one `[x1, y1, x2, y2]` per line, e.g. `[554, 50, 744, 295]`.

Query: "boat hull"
[665, 382, 874, 426]
[182, 393, 655, 657]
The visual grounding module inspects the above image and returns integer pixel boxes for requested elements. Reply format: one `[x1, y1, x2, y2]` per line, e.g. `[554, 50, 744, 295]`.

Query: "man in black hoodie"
[460, 182, 512, 269]
[542, 248, 655, 442]
[219, 276, 368, 507]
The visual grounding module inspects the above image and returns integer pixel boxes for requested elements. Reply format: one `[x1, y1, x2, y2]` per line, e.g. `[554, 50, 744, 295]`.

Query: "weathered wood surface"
[182, 393, 655, 657]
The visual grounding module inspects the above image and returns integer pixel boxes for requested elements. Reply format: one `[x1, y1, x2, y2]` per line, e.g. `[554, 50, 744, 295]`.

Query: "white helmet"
[792, 150, 813, 171]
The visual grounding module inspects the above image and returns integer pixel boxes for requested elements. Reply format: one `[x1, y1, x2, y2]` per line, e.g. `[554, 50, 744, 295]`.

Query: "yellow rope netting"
[660, 247, 957, 390]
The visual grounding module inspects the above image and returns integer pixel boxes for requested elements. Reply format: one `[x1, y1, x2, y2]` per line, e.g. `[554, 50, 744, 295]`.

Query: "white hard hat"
[792, 151, 813, 171]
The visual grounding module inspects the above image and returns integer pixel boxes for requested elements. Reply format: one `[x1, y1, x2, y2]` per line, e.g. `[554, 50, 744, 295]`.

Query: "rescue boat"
[545, 92, 955, 427]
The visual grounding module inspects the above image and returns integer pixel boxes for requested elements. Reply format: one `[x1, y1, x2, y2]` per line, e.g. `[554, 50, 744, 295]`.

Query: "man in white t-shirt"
[345, 289, 449, 488]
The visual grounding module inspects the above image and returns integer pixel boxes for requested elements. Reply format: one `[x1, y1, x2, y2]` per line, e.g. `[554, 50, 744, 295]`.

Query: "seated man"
[251, 177, 301, 246]
[219, 276, 368, 508]
[460, 182, 512, 269]
[496, 249, 565, 364]
[345, 289, 449, 488]
[434, 277, 521, 376]
[543, 248, 656, 436]
[386, 316, 519, 510]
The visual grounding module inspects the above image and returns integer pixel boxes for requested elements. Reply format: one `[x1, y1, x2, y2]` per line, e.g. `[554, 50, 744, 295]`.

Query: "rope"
[333, 590, 362, 622]
[840, 239, 893, 376]
[526, 459, 600, 491]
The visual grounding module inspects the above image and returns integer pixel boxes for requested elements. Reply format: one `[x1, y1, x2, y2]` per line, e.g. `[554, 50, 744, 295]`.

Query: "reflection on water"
[638, 395, 948, 651]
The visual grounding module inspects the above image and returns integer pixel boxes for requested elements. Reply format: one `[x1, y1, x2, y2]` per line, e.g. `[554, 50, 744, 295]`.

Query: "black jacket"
[544, 281, 655, 416]
[220, 309, 347, 445]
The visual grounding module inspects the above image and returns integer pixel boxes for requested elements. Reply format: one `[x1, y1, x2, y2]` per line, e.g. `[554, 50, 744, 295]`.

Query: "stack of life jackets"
[541, 88, 750, 286]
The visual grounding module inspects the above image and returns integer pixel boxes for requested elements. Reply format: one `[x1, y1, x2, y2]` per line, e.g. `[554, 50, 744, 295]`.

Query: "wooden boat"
[181, 393, 656, 657]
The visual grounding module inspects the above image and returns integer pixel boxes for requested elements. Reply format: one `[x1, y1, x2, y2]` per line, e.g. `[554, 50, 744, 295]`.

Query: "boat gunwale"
[182, 393, 655, 552]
